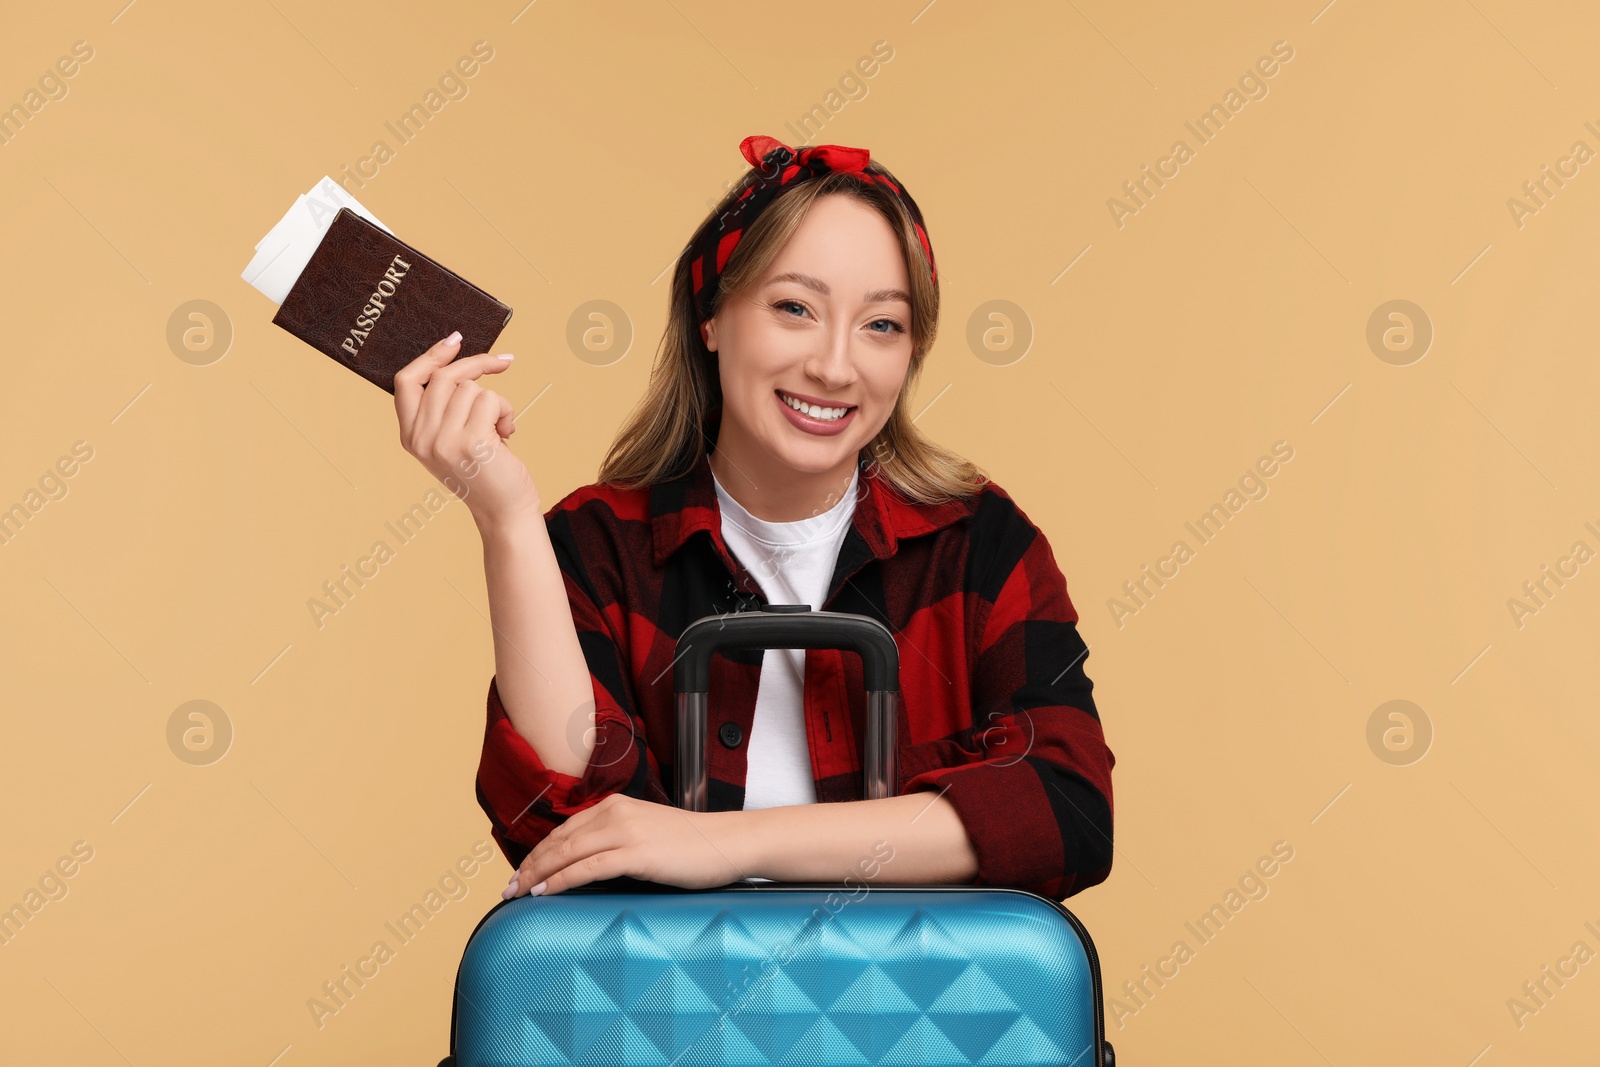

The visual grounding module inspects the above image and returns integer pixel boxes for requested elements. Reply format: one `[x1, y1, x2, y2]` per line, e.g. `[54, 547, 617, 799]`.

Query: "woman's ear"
[701, 317, 717, 351]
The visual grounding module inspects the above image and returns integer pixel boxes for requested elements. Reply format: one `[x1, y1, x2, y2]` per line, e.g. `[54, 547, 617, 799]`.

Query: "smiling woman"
[392, 133, 1115, 904]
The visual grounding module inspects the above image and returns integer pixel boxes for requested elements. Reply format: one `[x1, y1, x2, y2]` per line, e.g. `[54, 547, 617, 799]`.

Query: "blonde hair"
[596, 160, 988, 504]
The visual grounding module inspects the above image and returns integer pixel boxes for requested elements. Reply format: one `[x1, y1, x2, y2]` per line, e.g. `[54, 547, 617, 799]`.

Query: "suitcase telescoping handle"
[672, 605, 900, 811]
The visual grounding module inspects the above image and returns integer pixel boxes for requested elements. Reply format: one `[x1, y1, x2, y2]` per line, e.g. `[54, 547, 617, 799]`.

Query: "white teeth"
[780, 392, 849, 421]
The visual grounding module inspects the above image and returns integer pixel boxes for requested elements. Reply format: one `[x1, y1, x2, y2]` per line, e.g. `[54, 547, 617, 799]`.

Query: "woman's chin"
[767, 429, 857, 474]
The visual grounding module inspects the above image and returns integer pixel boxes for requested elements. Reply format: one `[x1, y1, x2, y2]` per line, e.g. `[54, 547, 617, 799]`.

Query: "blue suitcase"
[440, 606, 1114, 1066]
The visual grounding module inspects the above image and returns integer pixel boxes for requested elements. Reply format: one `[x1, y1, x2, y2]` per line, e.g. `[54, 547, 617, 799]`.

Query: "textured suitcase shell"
[445, 607, 1112, 1065]
[447, 879, 1108, 1066]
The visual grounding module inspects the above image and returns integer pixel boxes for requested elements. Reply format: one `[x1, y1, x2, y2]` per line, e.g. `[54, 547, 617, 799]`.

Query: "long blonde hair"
[596, 158, 988, 504]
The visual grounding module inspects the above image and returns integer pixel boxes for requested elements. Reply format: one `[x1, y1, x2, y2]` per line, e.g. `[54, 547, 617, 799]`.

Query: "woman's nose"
[804, 329, 856, 387]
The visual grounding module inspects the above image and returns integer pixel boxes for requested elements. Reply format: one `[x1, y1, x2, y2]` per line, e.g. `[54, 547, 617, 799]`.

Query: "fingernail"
[444, 330, 462, 346]
[506, 871, 518, 886]
[501, 882, 517, 900]
[498, 353, 515, 361]
[529, 881, 547, 896]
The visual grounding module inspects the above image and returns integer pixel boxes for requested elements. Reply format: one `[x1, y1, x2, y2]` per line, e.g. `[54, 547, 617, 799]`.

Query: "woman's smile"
[775, 388, 858, 436]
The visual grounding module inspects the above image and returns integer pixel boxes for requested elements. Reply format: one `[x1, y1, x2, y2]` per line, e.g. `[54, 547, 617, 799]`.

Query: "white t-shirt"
[712, 462, 861, 811]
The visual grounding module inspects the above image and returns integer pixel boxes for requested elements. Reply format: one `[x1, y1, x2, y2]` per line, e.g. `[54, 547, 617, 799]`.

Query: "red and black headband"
[686, 134, 937, 327]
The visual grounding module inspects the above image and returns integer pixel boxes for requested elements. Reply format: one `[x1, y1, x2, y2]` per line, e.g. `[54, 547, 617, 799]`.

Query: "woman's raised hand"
[394, 332, 540, 529]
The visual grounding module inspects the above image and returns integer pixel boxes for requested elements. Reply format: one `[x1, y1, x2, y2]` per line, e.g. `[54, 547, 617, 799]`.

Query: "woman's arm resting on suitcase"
[737, 790, 980, 885]
[504, 790, 978, 897]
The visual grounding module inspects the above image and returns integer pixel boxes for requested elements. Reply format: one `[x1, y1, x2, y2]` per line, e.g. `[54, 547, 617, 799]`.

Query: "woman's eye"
[772, 301, 904, 335]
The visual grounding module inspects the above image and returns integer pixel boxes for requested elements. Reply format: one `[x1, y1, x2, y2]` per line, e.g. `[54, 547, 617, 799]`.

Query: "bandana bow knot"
[741, 134, 872, 180]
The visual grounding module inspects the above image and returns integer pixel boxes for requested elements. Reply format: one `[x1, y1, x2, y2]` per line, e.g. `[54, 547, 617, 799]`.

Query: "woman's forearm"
[478, 513, 598, 778]
[711, 792, 980, 886]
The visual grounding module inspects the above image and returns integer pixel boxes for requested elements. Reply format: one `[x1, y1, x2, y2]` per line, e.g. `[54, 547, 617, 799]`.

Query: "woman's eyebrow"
[765, 270, 910, 305]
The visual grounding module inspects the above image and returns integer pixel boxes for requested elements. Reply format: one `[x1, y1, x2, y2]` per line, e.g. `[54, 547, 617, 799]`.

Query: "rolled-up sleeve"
[900, 495, 1115, 900]
[475, 513, 665, 869]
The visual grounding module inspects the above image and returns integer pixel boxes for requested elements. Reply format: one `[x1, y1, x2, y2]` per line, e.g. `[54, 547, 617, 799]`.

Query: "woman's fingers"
[464, 389, 514, 459]
[412, 350, 514, 449]
[493, 390, 515, 438]
[433, 390, 509, 504]
[437, 373, 486, 453]
[464, 380, 516, 437]
[506, 849, 618, 900]
[391, 334, 534, 527]
[508, 812, 621, 899]
[503, 865, 544, 900]
[517, 829, 603, 896]
[394, 332, 464, 441]
[540, 852, 619, 896]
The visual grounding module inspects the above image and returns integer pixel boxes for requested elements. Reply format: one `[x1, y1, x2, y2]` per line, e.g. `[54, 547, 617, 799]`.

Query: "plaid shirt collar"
[649, 409, 975, 570]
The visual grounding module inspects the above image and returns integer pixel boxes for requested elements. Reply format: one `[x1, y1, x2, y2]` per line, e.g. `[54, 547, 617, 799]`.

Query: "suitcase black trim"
[441, 880, 1112, 1067]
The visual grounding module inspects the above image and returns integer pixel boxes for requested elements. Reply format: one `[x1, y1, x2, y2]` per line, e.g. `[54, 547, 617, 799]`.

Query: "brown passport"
[272, 207, 513, 394]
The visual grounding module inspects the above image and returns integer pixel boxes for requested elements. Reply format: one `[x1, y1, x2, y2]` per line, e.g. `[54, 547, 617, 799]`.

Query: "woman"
[394, 135, 1115, 904]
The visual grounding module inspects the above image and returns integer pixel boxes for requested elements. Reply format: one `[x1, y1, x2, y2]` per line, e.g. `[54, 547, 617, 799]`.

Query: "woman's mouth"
[775, 389, 856, 436]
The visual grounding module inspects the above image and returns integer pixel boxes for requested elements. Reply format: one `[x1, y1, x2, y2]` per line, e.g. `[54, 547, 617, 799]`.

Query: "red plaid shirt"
[476, 422, 1116, 900]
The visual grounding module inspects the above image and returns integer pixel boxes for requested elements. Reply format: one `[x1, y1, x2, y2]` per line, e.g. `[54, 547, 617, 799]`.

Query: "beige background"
[2, 0, 1597, 1063]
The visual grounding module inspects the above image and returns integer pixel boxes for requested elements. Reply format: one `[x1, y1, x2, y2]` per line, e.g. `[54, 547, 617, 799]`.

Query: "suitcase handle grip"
[672, 606, 900, 810]
[673, 606, 900, 693]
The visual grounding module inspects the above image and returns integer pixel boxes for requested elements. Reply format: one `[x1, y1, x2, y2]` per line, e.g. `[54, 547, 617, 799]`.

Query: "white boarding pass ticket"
[241, 175, 393, 304]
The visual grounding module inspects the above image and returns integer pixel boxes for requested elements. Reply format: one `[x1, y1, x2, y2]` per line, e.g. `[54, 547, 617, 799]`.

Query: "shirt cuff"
[905, 756, 1112, 900]
[476, 674, 640, 836]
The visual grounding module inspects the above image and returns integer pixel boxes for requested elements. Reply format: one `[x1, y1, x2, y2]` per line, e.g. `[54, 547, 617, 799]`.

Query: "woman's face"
[702, 193, 915, 485]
